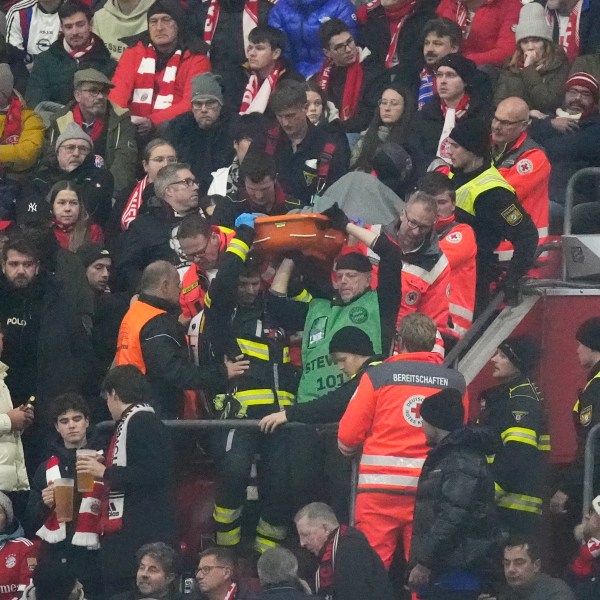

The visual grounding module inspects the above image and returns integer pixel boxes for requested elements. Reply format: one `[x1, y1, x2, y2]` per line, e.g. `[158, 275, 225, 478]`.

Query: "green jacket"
[43, 100, 137, 195]
[494, 47, 570, 114]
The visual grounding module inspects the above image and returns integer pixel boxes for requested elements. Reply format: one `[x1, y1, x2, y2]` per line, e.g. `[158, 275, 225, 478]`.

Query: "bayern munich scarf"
[101, 403, 155, 534]
[451, 0, 473, 38]
[316, 50, 364, 122]
[36, 455, 104, 550]
[382, 0, 416, 68]
[130, 46, 182, 117]
[0, 94, 23, 145]
[239, 63, 283, 114]
[64, 35, 95, 61]
[121, 175, 149, 230]
[73, 105, 105, 141]
[316, 525, 348, 594]
[545, 0, 582, 62]
[204, 0, 258, 53]
[437, 94, 470, 161]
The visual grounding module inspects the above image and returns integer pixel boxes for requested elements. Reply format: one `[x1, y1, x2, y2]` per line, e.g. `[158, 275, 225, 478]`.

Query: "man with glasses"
[196, 548, 247, 600]
[311, 18, 384, 133]
[25, 1, 116, 109]
[43, 69, 137, 201]
[165, 72, 236, 194]
[492, 97, 551, 267]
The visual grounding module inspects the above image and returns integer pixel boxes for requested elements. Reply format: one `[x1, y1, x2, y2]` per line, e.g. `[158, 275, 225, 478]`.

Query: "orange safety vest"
[115, 300, 166, 372]
[180, 226, 235, 319]
[338, 352, 467, 495]
[494, 133, 550, 264]
[437, 218, 477, 338]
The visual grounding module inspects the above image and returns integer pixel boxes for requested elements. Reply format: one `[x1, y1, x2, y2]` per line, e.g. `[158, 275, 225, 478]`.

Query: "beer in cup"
[76, 449, 97, 492]
[54, 478, 74, 522]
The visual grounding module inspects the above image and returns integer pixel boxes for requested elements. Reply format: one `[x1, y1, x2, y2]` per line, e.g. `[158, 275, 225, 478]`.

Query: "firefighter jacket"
[451, 163, 538, 292]
[202, 225, 298, 418]
[115, 294, 226, 418]
[338, 352, 466, 496]
[179, 226, 235, 320]
[493, 132, 551, 264]
[436, 215, 477, 339]
[478, 376, 550, 519]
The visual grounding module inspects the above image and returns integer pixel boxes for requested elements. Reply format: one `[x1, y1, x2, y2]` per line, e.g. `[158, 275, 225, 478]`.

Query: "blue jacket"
[268, 0, 357, 78]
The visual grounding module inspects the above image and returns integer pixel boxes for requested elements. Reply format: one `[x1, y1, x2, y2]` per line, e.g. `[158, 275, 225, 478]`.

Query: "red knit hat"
[565, 72, 600, 103]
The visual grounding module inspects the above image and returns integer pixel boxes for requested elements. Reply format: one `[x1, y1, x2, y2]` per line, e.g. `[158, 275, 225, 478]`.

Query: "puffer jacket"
[268, 0, 357, 78]
[0, 362, 28, 493]
[409, 426, 499, 577]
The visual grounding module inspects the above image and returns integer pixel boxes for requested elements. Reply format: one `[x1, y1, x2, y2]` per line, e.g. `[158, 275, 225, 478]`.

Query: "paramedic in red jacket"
[338, 313, 467, 569]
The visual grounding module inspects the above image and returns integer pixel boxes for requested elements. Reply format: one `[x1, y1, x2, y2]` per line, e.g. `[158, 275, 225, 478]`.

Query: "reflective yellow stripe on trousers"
[495, 483, 542, 514]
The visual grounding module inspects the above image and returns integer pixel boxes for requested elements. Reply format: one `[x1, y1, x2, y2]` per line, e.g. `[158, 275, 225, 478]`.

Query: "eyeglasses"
[59, 144, 91, 154]
[192, 100, 220, 110]
[403, 210, 432, 233]
[378, 99, 403, 107]
[80, 88, 110, 98]
[492, 116, 528, 127]
[185, 237, 212, 260]
[331, 37, 355, 53]
[168, 177, 198, 188]
[566, 87, 594, 99]
[196, 565, 227, 576]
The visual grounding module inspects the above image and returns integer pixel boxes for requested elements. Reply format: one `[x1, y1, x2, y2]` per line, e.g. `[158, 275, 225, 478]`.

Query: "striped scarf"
[417, 68, 435, 110]
[239, 63, 283, 114]
[384, 0, 416, 68]
[65, 36, 95, 61]
[452, 0, 472, 38]
[546, 0, 582, 62]
[204, 0, 258, 54]
[130, 45, 182, 117]
[437, 94, 470, 161]
[121, 175, 149, 230]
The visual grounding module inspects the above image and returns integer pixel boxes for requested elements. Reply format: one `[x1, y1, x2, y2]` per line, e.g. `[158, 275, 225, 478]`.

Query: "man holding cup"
[23, 394, 103, 600]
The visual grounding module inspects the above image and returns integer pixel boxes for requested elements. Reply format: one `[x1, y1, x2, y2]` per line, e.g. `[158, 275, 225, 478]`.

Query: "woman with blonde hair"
[49, 181, 103, 252]
[495, 1, 570, 115]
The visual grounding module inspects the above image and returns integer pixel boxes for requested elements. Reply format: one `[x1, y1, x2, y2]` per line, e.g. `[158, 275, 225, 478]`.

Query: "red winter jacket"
[109, 43, 211, 126]
[436, 0, 521, 67]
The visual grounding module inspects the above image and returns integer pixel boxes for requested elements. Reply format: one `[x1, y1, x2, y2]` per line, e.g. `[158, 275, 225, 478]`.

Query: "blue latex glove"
[349, 216, 365, 227]
[235, 213, 256, 229]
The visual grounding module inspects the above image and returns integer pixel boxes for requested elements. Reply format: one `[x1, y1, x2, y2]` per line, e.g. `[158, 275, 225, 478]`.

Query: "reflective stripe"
[449, 322, 468, 336]
[495, 249, 514, 262]
[291, 288, 312, 303]
[358, 474, 420, 488]
[237, 338, 270, 360]
[254, 536, 279, 553]
[501, 427, 538, 448]
[338, 440, 357, 455]
[486, 454, 495, 464]
[360, 455, 425, 469]
[538, 227, 549, 237]
[402, 253, 449, 285]
[449, 303, 473, 321]
[495, 483, 542, 515]
[213, 505, 242, 524]
[538, 434, 551, 451]
[227, 238, 249, 260]
[256, 518, 287, 541]
[236, 389, 277, 406]
[277, 390, 295, 406]
[283, 347, 290, 363]
[216, 526, 241, 546]
[204, 292, 212, 308]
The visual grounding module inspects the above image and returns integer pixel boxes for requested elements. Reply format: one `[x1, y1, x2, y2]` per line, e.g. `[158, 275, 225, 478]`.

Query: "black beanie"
[76, 242, 110, 268]
[335, 252, 372, 273]
[576, 317, 600, 353]
[420, 388, 464, 431]
[436, 53, 477, 86]
[147, 0, 186, 31]
[498, 336, 540, 375]
[372, 142, 413, 184]
[329, 326, 374, 356]
[33, 558, 77, 600]
[449, 118, 490, 158]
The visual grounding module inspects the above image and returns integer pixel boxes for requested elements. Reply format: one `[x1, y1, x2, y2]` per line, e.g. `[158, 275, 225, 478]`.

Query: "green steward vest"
[297, 290, 381, 403]
[453, 165, 515, 216]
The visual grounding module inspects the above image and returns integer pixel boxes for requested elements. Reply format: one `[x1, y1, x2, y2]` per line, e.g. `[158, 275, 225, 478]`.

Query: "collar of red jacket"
[385, 351, 443, 365]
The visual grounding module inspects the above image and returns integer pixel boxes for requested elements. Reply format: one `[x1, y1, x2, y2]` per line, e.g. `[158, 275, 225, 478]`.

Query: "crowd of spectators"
[0, 0, 600, 598]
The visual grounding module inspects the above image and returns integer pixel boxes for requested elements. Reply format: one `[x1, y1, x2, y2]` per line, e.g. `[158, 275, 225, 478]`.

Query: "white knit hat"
[515, 1, 553, 44]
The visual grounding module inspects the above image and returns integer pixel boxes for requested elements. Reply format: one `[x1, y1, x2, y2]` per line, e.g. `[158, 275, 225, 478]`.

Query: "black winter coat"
[409, 427, 499, 577]
[256, 585, 309, 600]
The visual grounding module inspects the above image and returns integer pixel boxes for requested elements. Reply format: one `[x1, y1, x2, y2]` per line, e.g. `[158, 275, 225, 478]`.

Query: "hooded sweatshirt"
[93, 0, 156, 59]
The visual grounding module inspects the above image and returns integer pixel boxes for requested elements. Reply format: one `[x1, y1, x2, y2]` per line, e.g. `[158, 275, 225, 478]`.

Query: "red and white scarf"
[239, 63, 283, 114]
[223, 583, 238, 600]
[316, 525, 348, 594]
[0, 94, 23, 145]
[101, 404, 155, 534]
[65, 35, 95, 61]
[452, 0, 472, 36]
[130, 46, 182, 117]
[73, 105, 105, 142]
[317, 49, 365, 122]
[437, 93, 470, 161]
[546, 0, 582, 62]
[204, 0, 258, 53]
[382, 0, 416, 68]
[36, 455, 104, 550]
[121, 175, 149, 231]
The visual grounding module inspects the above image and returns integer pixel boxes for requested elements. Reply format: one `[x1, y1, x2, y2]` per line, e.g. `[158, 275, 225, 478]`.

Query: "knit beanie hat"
[565, 72, 600, 103]
[0, 64, 14, 99]
[576, 317, 600, 352]
[334, 252, 372, 273]
[372, 142, 413, 185]
[33, 558, 77, 600]
[515, 2, 553, 43]
[498, 335, 540, 375]
[420, 388, 464, 431]
[449, 118, 490, 158]
[76, 242, 111, 268]
[329, 326, 375, 356]
[147, 0, 186, 31]
[0, 492, 14, 527]
[435, 53, 477, 86]
[191, 73, 224, 105]
[55, 122, 94, 152]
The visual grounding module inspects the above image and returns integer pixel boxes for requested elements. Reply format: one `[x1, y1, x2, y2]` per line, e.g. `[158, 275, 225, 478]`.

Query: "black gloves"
[321, 202, 349, 233]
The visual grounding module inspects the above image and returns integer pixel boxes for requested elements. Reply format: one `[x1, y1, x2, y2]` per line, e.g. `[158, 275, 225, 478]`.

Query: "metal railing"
[583, 422, 600, 518]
